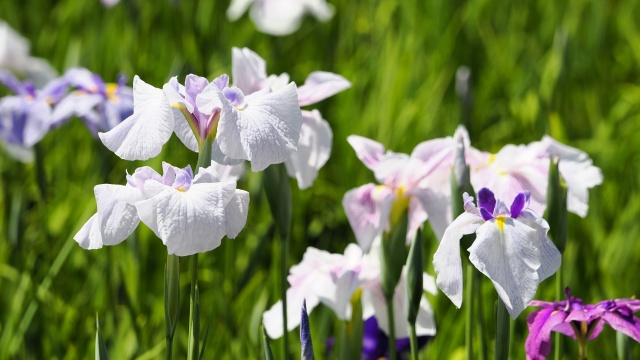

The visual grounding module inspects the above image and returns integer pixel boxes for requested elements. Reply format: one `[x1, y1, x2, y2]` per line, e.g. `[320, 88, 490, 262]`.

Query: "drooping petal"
[135, 181, 236, 256]
[99, 76, 174, 160]
[284, 109, 332, 189]
[516, 209, 561, 282]
[296, 71, 351, 107]
[94, 184, 143, 246]
[316, 269, 359, 320]
[469, 218, 541, 318]
[215, 83, 303, 172]
[224, 190, 250, 238]
[433, 212, 483, 308]
[231, 47, 268, 95]
[410, 188, 451, 240]
[525, 308, 568, 360]
[347, 135, 386, 171]
[23, 100, 52, 147]
[342, 184, 395, 253]
[74, 214, 103, 250]
[600, 311, 640, 342]
[51, 92, 103, 126]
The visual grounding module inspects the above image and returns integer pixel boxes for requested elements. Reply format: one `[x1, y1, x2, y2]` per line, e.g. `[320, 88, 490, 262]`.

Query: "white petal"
[216, 83, 303, 172]
[74, 214, 104, 250]
[231, 47, 267, 95]
[224, 190, 250, 238]
[51, 93, 102, 125]
[342, 184, 395, 253]
[249, 0, 305, 36]
[284, 109, 332, 189]
[263, 285, 321, 339]
[468, 218, 541, 318]
[346, 135, 386, 171]
[99, 76, 174, 160]
[135, 182, 236, 256]
[23, 100, 52, 147]
[432, 212, 483, 308]
[516, 210, 561, 282]
[94, 184, 143, 246]
[226, 0, 255, 20]
[296, 72, 351, 107]
[317, 270, 359, 320]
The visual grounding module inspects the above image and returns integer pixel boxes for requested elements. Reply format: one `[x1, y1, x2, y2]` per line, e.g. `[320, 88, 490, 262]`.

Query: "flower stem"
[164, 254, 180, 360]
[409, 323, 418, 360]
[494, 299, 510, 360]
[474, 268, 488, 360]
[188, 254, 200, 360]
[465, 262, 475, 360]
[577, 338, 587, 360]
[386, 296, 397, 360]
[554, 270, 563, 360]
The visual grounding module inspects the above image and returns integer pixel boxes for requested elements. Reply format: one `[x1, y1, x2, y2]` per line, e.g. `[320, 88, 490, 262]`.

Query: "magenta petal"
[525, 308, 568, 360]
[600, 311, 640, 342]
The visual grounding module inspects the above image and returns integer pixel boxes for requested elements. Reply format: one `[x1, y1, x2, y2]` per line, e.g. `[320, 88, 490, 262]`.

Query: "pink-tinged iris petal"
[410, 188, 451, 240]
[135, 180, 236, 256]
[285, 109, 332, 189]
[469, 217, 541, 318]
[231, 47, 268, 95]
[99, 76, 174, 160]
[432, 212, 484, 308]
[342, 183, 396, 253]
[525, 308, 569, 360]
[296, 71, 351, 107]
[346, 135, 386, 171]
[211, 82, 303, 172]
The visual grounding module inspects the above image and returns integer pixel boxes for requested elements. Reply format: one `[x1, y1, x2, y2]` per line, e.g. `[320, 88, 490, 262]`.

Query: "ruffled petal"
[74, 214, 104, 250]
[224, 190, 250, 238]
[469, 218, 541, 318]
[94, 184, 143, 246]
[284, 109, 332, 189]
[231, 47, 268, 95]
[215, 83, 303, 172]
[525, 308, 568, 360]
[135, 181, 236, 256]
[99, 76, 174, 160]
[517, 209, 561, 282]
[296, 71, 351, 107]
[433, 212, 483, 308]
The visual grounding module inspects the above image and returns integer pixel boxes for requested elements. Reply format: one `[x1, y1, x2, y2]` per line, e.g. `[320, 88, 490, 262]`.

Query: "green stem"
[188, 254, 200, 360]
[494, 299, 510, 360]
[164, 254, 180, 360]
[166, 339, 173, 360]
[280, 228, 290, 358]
[577, 338, 587, 360]
[409, 323, 418, 360]
[34, 143, 47, 200]
[386, 296, 397, 360]
[465, 262, 474, 360]
[474, 268, 488, 360]
[554, 270, 563, 360]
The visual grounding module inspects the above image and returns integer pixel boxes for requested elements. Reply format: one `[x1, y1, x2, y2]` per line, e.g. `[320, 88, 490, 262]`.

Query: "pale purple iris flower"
[53, 68, 133, 134]
[262, 243, 436, 339]
[100, 52, 304, 172]
[227, 0, 334, 36]
[199, 47, 349, 187]
[433, 188, 561, 318]
[0, 70, 67, 161]
[469, 136, 602, 218]
[74, 162, 250, 256]
[342, 130, 467, 252]
[526, 288, 640, 360]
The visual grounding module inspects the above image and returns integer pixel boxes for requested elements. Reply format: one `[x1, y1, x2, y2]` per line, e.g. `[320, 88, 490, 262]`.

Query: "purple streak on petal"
[477, 188, 496, 216]
[510, 192, 527, 218]
[212, 74, 229, 90]
[525, 308, 568, 360]
[600, 311, 640, 342]
[222, 86, 245, 107]
[24, 82, 37, 97]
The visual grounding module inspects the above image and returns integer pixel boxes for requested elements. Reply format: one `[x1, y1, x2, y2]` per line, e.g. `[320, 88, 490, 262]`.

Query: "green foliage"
[0, 0, 640, 358]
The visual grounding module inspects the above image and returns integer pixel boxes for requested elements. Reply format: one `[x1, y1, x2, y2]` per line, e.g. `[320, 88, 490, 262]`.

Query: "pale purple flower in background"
[469, 137, 602, 218]
[342, 134, 456, 252]
[0, 71, 67, 161]
[0, 20, 57, 87]
[53, 68, 133, 134]
[262, 243, 436, 339]
[433, 188, 561, 318]
[202, 47, 349, 186]
[74, 162, 250, 256]
[100, 62, 303, 172]
[526, 288, 640, 360]
[227, 0, 334, 36]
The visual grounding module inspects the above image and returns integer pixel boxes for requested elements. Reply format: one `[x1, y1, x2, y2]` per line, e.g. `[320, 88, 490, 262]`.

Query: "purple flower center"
[223, 86, 245, 108]
[478, 188, 496, 221]
[477, 188, 530, 221]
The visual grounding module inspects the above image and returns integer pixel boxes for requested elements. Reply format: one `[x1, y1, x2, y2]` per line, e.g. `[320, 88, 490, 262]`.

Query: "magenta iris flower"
[526, 288, 640, 360]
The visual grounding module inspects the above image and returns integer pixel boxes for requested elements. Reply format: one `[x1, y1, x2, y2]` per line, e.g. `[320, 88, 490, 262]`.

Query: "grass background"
[1, 0, 640, 358]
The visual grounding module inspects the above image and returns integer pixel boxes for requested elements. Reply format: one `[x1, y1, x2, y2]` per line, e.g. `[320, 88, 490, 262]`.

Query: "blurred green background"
[1, 0, 640, 358]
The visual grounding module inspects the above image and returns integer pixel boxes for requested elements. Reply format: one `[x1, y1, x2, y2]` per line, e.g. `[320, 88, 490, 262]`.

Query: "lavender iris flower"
[526, 288, 640, 360]
[0, 70, 67, 161]
[53, 68, 133, 134]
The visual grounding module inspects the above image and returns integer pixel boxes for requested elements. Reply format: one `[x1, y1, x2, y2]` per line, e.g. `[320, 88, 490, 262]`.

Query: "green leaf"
[95, 313, 109, 360]
[405, 229, 423, 325]
[261, 326, 275, 360]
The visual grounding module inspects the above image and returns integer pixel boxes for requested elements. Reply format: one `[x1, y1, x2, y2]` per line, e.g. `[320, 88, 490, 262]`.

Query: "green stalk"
[263, 163, 292, 359]
[386, 298, 398, 360]
[474, 268, 488, 360]
[465, 262, 474, 360]
[409, 323, 418, 360]
[494, 299, 510, 360]
[617, 332, 632, 360]
[187, 137, 212, 360]
[164, 254, 180, 360]
[405, 229, 423, 360]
